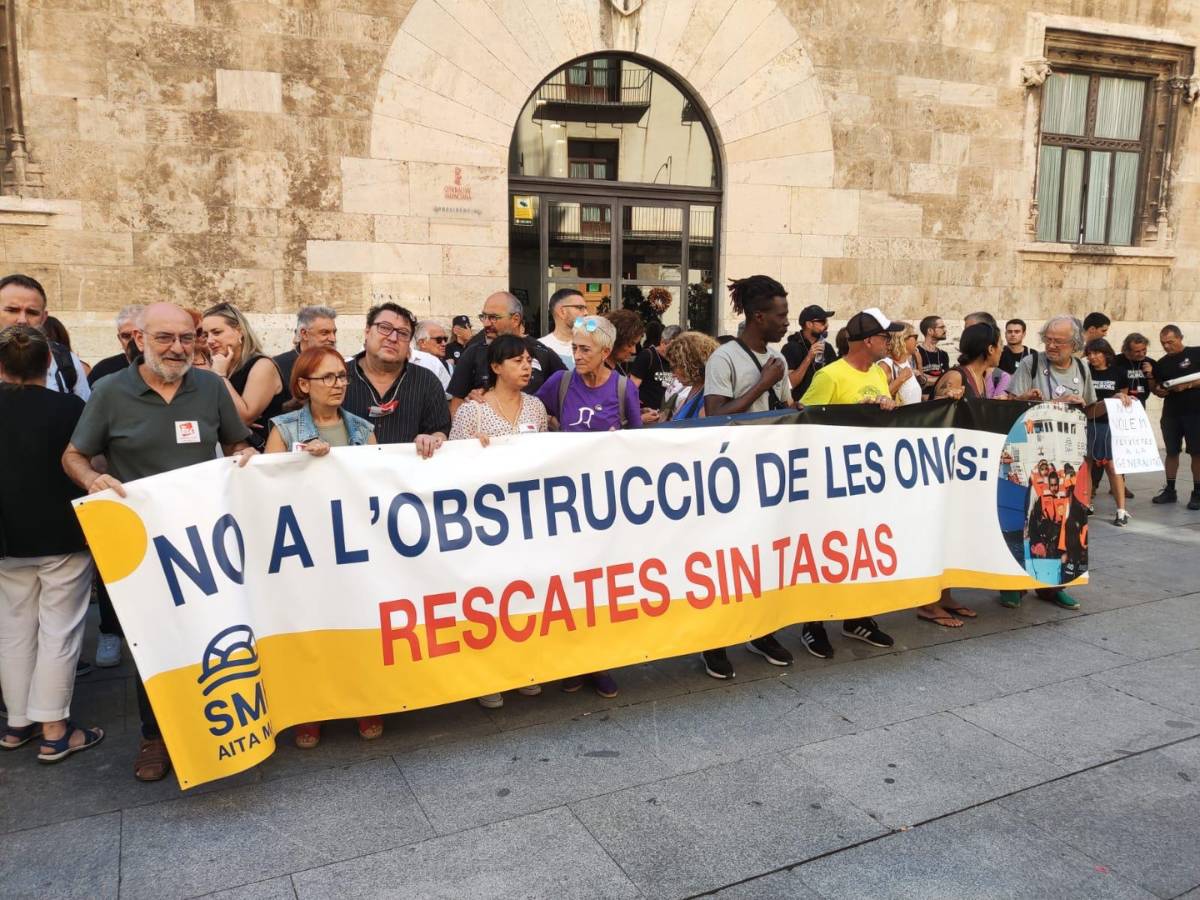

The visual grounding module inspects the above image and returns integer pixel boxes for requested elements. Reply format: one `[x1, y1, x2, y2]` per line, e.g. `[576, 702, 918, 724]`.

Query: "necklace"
[489, 391, 522, 429]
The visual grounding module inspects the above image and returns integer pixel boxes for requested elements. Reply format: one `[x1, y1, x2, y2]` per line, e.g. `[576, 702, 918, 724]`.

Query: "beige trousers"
[0, 552, 94, 725]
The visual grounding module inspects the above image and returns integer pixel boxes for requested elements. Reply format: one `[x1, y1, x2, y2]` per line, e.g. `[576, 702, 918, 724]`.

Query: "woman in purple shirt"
[535, 315, 640, 699]
[536, 316, 642, 433]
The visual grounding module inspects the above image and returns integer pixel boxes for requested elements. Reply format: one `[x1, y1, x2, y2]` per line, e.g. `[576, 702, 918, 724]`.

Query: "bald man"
[63, 301, 256, 783]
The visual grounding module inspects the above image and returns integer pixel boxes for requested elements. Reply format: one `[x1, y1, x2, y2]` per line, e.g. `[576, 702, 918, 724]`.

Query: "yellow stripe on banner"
[149, 567, 1085, 788]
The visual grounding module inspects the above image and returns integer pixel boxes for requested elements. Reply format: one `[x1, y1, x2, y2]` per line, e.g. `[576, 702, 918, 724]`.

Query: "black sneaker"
[800, 622, 834, 659]
[1113, 510, 1130, 527]
[702, 649, 735, 680]
[1189, 492, 1200, 511]
[842, 617, 894, 648]
[747, 634, 793, 666]
[75, 659, 93, 677]
[1153, 487, 1178, 504]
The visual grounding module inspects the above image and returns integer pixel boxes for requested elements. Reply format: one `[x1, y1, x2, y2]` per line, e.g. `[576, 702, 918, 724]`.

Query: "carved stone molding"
[1021, 58, 1052, 88]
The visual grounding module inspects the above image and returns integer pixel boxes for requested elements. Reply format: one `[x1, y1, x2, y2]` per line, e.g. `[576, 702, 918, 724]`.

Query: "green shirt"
[70, 359, 251, 482]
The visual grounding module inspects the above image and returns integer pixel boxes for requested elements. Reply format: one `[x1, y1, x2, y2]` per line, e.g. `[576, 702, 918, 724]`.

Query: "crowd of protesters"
[1, 268, 1197, 782]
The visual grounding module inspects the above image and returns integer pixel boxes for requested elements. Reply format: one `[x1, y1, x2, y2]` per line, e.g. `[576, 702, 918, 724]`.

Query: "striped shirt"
[342, 353, 452, 445]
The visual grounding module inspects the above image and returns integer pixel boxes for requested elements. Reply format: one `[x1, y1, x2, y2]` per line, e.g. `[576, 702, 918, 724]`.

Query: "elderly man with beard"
[62, 302, 255, 782]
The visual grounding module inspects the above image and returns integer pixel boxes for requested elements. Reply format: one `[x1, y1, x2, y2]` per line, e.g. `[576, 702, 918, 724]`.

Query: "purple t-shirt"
[536, 370, 643, 432]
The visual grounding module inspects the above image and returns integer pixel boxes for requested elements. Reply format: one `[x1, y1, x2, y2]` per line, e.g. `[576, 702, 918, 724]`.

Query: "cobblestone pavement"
[3, 471, 1198, 899]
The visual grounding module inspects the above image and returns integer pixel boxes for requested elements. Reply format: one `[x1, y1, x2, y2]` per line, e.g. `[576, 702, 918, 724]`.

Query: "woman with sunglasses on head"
[202, 302, 286, 450]
[265, 347, 378, 747]
[535, 316, 640, 700]
[450, 334, 548, 709]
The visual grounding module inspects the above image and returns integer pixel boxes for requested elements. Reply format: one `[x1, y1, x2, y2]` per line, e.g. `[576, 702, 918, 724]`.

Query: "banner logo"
[199, 625, 273, 761]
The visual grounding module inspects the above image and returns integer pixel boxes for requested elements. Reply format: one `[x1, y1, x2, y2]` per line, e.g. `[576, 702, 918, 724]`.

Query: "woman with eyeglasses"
[449, 334, 548, 709]
[535, 316, 640, 700]
[265, 347, 378, 747]
[202, 302, 286, 450]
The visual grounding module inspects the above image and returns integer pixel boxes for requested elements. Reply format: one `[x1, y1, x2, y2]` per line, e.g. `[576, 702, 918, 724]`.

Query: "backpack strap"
[617, 374, 628, 429]
[49, 342, 77, 393]
[733, 339, 784, 410]
[556, 369, 571, 419]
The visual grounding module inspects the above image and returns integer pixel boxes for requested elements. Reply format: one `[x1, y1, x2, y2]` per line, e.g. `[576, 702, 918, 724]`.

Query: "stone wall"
[5, 0, 1199, 364]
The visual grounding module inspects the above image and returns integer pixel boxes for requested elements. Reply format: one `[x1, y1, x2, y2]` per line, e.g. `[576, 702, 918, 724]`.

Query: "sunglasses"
[574, 317, 599, 332]
[428, 336, 448, 343]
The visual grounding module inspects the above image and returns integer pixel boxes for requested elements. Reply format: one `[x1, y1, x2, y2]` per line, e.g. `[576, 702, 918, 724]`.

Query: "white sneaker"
[477, 693, 504, 708]
[95, 633, 122, 668]
[516, 684, 542, 696]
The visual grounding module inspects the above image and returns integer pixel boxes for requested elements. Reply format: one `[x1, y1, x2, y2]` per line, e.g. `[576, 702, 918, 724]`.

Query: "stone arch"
[318, 0, 839, 330]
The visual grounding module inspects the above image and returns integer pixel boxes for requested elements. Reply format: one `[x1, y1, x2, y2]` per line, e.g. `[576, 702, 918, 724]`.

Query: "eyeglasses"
[301, 372, 349, 386]
[479, 312, 516, 323]
[118, 330, 136, 343]
[1043, 336, 1072, 347]
[562, 303, 588, 313]
[148, 332, 196, 347]
[371, 321, 412, 342]
[574, 317, 599, 332]
[428, 336, 448, 344]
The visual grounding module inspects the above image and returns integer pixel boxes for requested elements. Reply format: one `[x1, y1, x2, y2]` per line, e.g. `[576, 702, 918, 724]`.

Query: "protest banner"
[75, 401, 1084, 788]
[1105, 398, 1165, 474]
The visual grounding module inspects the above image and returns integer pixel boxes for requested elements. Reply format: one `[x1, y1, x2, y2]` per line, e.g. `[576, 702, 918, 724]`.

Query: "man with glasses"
[411, 320, 451, 394]
[782, 304, 837, 401]
[540, 288, 589, 369]
[447, 291, 564, 416]
[342, 302, 450, 451]
[273, 305, 338, 389]
[87, 305, 145, 386]
[62, 302, 256, 782]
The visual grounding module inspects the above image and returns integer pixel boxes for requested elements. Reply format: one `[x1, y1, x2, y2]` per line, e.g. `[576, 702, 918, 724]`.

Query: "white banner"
[1105, 399, 1164, 474]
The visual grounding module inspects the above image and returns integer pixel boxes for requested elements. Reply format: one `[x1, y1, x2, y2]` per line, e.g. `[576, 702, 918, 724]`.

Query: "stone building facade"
[3, 0, 1199, 361]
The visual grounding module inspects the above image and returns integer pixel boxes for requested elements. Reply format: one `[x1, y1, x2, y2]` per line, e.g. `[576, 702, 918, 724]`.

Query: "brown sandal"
[917, 612, 963, 628]
[357, 716, 383, 741]
[134, 737, 171, 782]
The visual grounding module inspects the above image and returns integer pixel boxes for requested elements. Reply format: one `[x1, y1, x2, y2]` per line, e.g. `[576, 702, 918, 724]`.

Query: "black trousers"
[96, 576, 123, 637]
[136, 677, 160, 739]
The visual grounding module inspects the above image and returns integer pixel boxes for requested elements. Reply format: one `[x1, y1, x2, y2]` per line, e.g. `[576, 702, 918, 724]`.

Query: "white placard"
[1106, 398, 1164, 474]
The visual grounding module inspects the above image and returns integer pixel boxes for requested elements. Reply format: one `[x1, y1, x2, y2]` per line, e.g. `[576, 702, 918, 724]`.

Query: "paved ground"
[2, 469, 1199, 900]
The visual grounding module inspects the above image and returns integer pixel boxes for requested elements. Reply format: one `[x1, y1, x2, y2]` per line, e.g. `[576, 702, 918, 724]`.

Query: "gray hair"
[295, 305, 337, 335]
[964, 311, 997, 329]
[1039, 315, 1084, 352]
[572, 315, 616, 352]
[501, 292, 523, 316]
[414, 319, 445, 342]
[662, 325, 683, 343]
[116, 305, 144, 328]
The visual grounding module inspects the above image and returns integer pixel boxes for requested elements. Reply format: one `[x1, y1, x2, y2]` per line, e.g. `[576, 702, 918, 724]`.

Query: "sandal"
[942, 604, 977, 618]
[1, 723, 42, 750]
[357, 716, 383, 741]
[294, 723, 322, 749]
[37, 723, 104, 764]
[134, 737, 171, 782]
[917, 612, 963, 628]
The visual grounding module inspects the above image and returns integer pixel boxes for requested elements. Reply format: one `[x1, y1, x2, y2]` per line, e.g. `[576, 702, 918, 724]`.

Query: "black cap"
[452, 315, 471, 328]
[798, 304, 835, 325]
[845, 307, 905, 341]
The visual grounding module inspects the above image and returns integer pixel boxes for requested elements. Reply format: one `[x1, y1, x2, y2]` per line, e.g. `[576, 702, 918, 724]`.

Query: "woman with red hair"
[265, 347, 377, 747]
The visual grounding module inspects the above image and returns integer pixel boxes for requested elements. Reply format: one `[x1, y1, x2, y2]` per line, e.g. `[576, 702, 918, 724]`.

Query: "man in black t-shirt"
[782, 304, 838, 401]
[999, 318, 1033, 375]
[1118, 333, 1155, 407]
[88, 305, 142, 386]
[1150, 324, 1200, 509]
[444, 315, 474, 370]
[629, 322, 679, 413]
[915, 315, 949, 400]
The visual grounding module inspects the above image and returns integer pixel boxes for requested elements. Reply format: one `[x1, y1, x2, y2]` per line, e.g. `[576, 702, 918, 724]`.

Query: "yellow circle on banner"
[76, 499, 149, 583]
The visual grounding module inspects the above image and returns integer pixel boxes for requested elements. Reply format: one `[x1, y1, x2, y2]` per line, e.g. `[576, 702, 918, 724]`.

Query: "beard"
[144, 345, 192, 383]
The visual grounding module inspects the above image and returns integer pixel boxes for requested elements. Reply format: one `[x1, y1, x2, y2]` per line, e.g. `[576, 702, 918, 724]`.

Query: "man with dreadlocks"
[700, 274, 795, 680]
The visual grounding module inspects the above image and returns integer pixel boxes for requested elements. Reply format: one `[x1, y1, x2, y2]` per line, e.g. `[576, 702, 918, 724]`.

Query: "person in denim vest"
[265, 347, 377, 749]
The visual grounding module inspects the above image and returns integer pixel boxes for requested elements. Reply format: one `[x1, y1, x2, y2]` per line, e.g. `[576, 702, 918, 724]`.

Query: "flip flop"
[943, 605, 977, 618]
[1, 723, 42, 750]
[917, 613, 963, 628]
[37, 723, 104, 763]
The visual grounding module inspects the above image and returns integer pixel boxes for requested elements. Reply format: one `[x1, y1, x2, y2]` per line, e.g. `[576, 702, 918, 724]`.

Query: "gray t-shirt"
[703, 340, 789, 413]
[70, 360, 251, 482]
[1009, 353, 1097, 406]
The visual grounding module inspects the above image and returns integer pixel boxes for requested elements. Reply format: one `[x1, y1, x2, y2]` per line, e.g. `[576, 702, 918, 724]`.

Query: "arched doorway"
[507, 54, 722, 336]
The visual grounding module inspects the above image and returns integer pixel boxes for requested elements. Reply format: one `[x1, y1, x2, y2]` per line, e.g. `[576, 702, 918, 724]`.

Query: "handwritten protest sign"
[1106, 398, 1164, 474]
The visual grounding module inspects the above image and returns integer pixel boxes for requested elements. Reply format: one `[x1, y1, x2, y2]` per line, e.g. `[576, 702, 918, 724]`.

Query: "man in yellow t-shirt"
[800, 308, 900, 408]
[796, 307, 901, 662]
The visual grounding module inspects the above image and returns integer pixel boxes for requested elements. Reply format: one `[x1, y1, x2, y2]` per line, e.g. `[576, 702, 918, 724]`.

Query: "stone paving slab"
[785, 711, 1064, 828]
[291, 807, 639, 900]
[609, 677, 855, 770]
[394, 710, 685, 834]
[0, 811, 121, 900]
[571, 754, 887, 899]
[793, 805, 1158, 900]
[1091, 649, 1200, 719]
[1000, 738, 1200, 900]
[200, 877, 298, 900]
[119, 758, 432, 900]
[781, 648, 1004, 729]
[707, 871, 823, 899]
[1052, 595, 1200, 660]
[955, 676, 1199, 770]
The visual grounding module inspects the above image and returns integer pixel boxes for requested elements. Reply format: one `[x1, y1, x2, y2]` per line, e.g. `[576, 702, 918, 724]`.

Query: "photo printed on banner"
[997, 403, 1090, 586]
